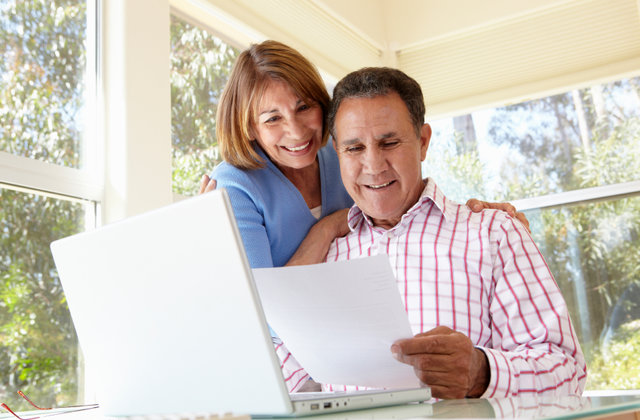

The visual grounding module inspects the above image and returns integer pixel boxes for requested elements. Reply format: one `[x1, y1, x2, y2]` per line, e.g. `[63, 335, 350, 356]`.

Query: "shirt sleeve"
[274, 340, 312, 393]
[480, 216, 587, 397]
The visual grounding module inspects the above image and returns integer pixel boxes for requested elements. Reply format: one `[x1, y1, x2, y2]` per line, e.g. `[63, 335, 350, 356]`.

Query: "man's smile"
[365, 180, 395, 189]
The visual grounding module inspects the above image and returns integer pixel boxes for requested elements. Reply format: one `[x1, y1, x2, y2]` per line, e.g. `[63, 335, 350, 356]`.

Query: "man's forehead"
[334, 94, 414, 140]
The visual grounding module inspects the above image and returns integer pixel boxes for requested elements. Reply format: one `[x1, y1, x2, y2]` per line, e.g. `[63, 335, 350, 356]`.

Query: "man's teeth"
[284, 141, 310, 152]
[368, 181, 393, 189]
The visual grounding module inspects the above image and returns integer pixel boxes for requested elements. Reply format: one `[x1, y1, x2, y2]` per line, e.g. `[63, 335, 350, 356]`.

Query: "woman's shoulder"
[211, 158, 286, 203]
[213, 160, 265, 184]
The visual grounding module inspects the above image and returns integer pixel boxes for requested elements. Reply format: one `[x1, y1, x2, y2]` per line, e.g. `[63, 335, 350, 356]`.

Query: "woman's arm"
[200, 173, 349, 267]
[285, 208, 350, 266]
[201, 175, 530, 263]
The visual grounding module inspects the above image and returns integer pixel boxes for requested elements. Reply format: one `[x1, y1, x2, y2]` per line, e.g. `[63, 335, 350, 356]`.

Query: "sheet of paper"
[252, 254, 420, 389]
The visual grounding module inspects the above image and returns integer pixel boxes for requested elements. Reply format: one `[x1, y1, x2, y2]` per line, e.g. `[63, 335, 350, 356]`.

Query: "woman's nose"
[285, 117, 306, 139]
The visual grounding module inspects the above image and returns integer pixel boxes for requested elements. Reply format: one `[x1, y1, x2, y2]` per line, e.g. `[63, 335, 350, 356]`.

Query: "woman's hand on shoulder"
[466, 198, 530, 232]
[199, 174, 217, 194]
[286, 208, 350, 267]
[321, 208, 351, 239]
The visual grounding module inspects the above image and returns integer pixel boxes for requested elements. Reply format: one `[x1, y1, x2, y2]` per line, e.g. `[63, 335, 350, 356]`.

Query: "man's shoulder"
[434, 192, 516, 234]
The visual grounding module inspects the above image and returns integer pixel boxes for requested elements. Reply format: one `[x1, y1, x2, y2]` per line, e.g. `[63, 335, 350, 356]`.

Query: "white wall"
[101, 0, 173, 223]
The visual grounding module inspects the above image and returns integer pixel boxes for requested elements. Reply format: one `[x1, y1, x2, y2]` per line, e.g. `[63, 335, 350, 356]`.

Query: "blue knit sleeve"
[211, 163, 275, 269]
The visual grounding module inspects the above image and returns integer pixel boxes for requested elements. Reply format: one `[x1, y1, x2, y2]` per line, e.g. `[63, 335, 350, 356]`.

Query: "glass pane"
[522, 195, 640, 390]
[0, 1, 87, 169]
[423, 76, 640, 202]
[170, 15, 239, 196]
[0, 187, 92, 409]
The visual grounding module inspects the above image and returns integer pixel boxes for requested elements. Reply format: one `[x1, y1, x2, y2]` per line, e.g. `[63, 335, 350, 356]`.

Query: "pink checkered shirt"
[279, 178, 586, 397]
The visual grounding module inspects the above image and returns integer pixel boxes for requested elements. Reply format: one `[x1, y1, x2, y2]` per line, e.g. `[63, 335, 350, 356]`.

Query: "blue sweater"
[212, 142, 353, 268]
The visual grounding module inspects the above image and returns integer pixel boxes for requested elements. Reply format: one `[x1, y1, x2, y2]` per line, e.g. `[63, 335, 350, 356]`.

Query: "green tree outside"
[170, 16, 238, 196]
[1, 0, 88, 409]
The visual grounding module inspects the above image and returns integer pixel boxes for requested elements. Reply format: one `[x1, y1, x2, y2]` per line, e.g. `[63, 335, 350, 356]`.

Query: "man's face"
[333, 92, 431, 229]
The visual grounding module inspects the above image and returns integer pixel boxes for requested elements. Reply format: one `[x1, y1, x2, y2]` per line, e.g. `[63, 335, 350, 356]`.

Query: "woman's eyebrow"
[259, 108, 278, 116]
[258, 99, 305, 116]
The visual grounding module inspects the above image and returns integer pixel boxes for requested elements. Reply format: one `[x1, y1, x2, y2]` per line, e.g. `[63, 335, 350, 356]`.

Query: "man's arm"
[480, 215, 587, 397]
[392, 212, 586, 398]
[274, 340, 313, 393]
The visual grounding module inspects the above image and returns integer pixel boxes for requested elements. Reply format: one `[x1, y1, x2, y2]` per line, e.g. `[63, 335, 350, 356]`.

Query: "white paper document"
[252, 254, 420, 389]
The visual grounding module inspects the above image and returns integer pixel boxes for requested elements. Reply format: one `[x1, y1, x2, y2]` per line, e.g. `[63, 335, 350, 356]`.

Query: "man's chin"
[360, 208, 403, 229]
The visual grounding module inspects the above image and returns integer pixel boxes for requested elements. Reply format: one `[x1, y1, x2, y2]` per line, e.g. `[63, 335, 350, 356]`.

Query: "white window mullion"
[512, 181, 640, 211]
[0, 151, 102, 201]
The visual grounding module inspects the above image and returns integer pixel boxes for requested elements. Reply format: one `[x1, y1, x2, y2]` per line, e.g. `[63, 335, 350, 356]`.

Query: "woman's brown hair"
[216, 40, 331, 169]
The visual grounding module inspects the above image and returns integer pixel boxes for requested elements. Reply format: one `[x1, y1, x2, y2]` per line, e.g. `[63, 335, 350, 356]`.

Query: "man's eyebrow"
[339, 132, 398, 146]
[339, 138, 361, 146]
[376, 132, 397, 140]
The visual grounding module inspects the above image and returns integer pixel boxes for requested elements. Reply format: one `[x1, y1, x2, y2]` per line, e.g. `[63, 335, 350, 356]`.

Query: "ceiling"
[173, 0, 640, 117]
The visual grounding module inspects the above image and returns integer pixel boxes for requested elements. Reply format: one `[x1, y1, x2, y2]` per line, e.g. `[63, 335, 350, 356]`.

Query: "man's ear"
[419, 123, 431, 161]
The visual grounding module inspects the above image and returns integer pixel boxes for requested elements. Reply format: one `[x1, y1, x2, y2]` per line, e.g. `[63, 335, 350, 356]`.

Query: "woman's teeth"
[284, 141, 310, 152]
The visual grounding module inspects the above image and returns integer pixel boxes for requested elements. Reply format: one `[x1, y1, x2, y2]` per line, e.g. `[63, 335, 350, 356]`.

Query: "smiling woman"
[211, 40, 353, 272]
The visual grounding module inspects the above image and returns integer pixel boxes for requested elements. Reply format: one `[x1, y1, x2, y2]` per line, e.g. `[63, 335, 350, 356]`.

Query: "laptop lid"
[51, 190, 293, 416]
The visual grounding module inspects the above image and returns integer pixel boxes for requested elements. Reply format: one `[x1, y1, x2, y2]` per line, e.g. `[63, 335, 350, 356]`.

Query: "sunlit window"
[0, 0, 95, 408]
[423, 76, 640, 390]
[170, 15, 239, 196]
[0, 0, 88, 169]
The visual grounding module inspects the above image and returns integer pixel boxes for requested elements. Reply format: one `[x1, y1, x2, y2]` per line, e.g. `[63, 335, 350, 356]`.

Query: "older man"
[279, 67, 586, 399]
[324, 67, 586, 399]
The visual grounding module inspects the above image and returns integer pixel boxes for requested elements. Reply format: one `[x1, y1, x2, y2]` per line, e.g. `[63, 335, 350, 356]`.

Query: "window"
[0, 0, 88, 169]
[170, 14, 239, 196]
[423, 76, 640, 390]
[0, 0, 97, 408]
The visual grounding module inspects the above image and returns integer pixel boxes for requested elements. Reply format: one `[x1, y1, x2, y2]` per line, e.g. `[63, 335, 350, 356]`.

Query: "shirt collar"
[346, 178, 458, 232]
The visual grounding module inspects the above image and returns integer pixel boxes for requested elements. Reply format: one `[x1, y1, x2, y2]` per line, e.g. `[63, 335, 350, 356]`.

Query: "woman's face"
[252, 79, 323, 171]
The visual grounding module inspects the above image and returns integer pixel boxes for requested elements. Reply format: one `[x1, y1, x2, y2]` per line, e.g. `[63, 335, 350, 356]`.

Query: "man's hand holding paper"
[252, 254, 419, 389]
[391, 326, 490, 399]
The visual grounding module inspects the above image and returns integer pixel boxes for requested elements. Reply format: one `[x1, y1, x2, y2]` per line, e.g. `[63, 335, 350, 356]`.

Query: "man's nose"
[362, 148, 388, 174]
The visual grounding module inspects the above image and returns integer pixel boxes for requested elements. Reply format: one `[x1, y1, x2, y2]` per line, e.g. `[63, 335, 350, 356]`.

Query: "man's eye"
[382, 141, 399, 148]
[345, 146, 364, 153]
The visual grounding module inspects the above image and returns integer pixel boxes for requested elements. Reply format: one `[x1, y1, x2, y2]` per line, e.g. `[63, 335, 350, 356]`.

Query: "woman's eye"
[298, 104, 310, 111]
[264, 116, 280, 123]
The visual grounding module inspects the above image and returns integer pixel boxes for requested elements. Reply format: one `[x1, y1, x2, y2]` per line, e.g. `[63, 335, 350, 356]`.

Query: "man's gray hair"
[328, 67, 425, 139]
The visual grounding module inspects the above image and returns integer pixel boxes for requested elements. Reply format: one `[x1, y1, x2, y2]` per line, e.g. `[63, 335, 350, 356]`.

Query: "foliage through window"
[0, 0, 87, 168]
[0, 0, 91, 409]
[423, 76, 640, 390]
[170, 15, 239, 196]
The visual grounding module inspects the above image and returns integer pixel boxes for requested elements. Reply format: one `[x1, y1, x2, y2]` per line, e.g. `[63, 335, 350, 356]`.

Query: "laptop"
[50, 189, 431, 417]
